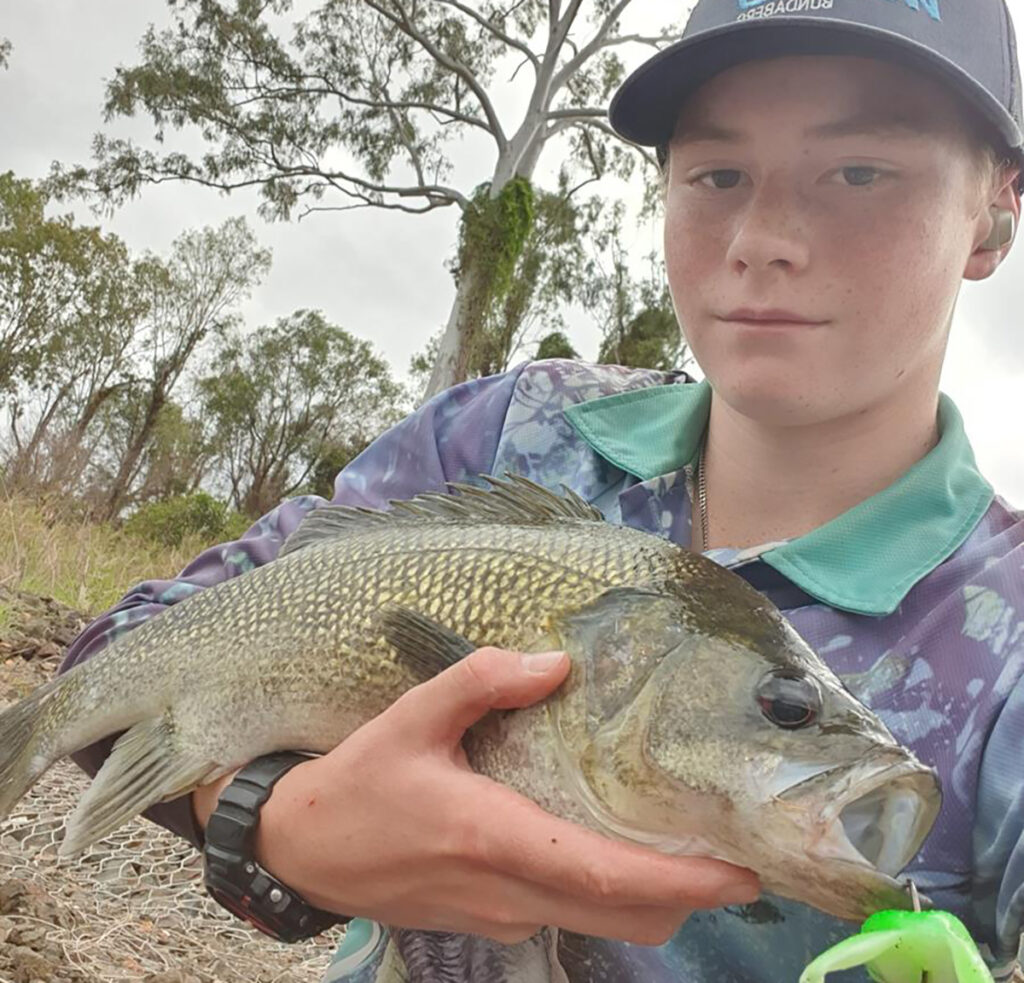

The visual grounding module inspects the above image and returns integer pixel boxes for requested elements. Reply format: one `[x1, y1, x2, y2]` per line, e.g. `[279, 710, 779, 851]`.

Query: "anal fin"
[59, 713, 218, 857]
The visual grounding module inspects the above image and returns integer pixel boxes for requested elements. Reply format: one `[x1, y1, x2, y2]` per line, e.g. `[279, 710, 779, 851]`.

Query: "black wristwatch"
[202, 751, 348, 943]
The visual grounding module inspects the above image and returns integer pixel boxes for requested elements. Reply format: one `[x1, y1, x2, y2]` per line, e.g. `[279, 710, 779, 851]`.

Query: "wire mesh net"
[0, 590, 343, 983]
[0, 751, 343, 983]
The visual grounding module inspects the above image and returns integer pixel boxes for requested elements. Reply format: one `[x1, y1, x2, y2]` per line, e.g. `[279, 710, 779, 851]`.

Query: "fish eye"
[756, 670, 821, 729]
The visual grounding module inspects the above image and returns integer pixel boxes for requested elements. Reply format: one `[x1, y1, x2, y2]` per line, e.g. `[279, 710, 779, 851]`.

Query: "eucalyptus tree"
[97, 218, 271, 519]
[0, 173, 147, 493]
[198, 310, 405, 516]
[55, 0, 674, 396]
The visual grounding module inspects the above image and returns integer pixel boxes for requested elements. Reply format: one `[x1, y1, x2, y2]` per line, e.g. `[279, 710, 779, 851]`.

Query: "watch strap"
[203, 751, 347, 942]
[205, 751, 308, 853]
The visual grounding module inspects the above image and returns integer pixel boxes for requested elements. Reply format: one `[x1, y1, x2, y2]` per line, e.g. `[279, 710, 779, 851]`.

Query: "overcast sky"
[3, 0, 1023, 504]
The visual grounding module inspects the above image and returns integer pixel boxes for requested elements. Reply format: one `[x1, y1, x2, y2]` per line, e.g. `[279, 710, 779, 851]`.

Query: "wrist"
[202, 752, 344, 942]
[251, 756, 315, 886]
[192, 769, 239, 832]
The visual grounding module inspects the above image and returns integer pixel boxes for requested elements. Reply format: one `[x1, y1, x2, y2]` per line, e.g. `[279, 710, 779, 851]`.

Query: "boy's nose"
[726, 184, 812, 275]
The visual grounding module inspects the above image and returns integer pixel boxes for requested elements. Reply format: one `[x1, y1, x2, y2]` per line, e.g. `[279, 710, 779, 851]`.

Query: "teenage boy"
[62, 0, 1024, 980]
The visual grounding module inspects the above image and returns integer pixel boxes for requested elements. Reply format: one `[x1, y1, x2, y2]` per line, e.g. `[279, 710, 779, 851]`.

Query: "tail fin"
[0, 675, 63, 819]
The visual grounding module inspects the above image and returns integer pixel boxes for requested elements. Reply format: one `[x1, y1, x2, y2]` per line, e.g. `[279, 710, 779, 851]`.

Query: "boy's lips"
[720, 308, 829, 325]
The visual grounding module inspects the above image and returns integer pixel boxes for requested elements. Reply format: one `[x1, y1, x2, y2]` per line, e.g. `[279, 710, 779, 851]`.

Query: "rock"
[0, 586, 88, 664]
[2, 944, 57, 983]
[143, 971, 203, 983]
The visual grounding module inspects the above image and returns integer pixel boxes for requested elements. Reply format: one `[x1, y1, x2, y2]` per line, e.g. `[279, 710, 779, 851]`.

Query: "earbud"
[981, 208, 1015, 250]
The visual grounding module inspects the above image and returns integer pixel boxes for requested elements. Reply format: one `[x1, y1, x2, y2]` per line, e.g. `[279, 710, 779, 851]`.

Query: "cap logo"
[735, 0, 940, 22]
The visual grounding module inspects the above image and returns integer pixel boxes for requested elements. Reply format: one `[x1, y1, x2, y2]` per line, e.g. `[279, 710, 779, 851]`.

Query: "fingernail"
[521, 651, 566, 673]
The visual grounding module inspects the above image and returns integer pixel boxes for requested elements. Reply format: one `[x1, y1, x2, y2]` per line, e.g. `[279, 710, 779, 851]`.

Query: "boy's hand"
[195, 648, 760, 946]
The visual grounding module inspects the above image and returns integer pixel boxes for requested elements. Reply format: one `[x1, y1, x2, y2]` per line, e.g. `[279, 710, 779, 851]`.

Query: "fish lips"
[778, 751, 942, 881]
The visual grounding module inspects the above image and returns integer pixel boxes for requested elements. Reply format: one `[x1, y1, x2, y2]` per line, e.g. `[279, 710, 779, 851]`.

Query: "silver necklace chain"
[697, 438, 709, 551]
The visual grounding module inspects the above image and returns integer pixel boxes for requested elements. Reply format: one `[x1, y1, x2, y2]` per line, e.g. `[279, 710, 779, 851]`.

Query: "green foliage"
[47, 0, 674, 393]
[408, 330, 441, 402]
[123, 492, 248, 548]
[598, 305, 685, 372]
[536, 331, 579, 361]
[458, 178, 535, 304]
[198, 310, 406, 516]
[305, 437, 373, 501]
[133, 401, 210, 504]
[471, 178, 609, 376]
[455, 177, 538, 378]
[0, 171, 141, 394]
[0, 495, 236, 614]
[94, 217, 271, 519]
[590, 241, 689, 372]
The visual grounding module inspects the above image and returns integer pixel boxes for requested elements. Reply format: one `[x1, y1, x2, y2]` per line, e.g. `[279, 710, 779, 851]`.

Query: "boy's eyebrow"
[675, 111, 939, 144]
[806, 110, 940, 139]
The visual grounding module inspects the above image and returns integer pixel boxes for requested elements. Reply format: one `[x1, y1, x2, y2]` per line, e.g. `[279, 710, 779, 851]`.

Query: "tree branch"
[363, 0, 508, 152]
[434, 0, 539, 71]
[554, 0, 586, 39]
[508, 54, 533, 84]
[295, 198, 455, 217]
[546, 107, 607, 121]
[596, 31, 677, 51]
[99, 158, 469, 211]
[545, 116, 624, 147]
[551, 0, 634, 94]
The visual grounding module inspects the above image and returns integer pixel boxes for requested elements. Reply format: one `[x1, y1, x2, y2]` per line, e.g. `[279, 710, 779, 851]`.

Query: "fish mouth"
[783, 755, 941, 876]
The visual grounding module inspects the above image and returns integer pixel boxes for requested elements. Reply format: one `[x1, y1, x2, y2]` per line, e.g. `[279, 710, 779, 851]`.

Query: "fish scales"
[0, 476, 940, 933]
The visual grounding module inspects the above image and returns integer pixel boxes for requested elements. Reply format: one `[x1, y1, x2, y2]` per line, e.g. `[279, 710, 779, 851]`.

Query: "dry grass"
[0, 494, 217, 615]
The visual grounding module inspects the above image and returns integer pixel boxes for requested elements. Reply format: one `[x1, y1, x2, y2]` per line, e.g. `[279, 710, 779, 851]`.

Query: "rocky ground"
[0, 588, 343, 983]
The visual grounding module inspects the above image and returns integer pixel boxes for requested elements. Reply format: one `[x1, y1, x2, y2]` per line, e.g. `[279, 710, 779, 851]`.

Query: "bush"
[124, 493, 248, 548]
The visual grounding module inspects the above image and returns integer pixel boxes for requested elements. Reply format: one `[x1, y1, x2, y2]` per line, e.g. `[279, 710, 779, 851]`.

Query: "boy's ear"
[964, 168, 1022, 281]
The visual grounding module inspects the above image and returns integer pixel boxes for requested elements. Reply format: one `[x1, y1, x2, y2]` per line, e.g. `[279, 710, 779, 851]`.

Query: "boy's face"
[664, 55, 1007, 427]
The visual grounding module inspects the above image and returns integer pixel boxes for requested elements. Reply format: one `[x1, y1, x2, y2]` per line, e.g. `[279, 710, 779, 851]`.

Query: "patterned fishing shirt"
[61, 359, 1024, 983]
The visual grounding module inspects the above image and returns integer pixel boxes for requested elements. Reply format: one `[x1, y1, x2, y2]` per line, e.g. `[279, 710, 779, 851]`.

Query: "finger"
[548, 901, 693, 947]
[470, 781, 760, 910]
[368, 867, 692, 947]
[460, 874, 695, 947]
[390, 647, 570, 745]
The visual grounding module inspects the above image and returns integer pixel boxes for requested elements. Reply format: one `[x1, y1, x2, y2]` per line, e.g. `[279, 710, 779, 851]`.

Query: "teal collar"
[564, 381, 993, 617]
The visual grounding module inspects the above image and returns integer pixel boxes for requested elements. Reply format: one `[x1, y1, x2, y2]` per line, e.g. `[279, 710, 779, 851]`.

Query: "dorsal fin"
[279, 474, 603, 558]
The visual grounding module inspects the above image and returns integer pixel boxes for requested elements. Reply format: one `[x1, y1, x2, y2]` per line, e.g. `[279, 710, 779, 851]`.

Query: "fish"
[0, 475, 940, 923]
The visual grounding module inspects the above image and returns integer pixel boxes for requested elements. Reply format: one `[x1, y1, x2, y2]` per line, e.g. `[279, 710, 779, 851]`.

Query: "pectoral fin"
[379, 606, 476, 682]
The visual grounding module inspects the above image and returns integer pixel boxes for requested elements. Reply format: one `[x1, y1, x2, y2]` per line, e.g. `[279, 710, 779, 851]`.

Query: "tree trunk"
[100, 387, 167, 520]
[423, 104, 552, 402]
[5, 381, 73, 487]
[424, 257, 489, 400]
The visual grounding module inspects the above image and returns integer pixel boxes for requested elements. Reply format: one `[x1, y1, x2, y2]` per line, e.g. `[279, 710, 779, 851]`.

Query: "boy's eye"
[839, 166, 882, 187]
[696, 169, 744, 189]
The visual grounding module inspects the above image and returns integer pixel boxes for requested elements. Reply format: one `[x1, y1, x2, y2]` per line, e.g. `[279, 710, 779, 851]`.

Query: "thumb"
[397, 647, 570, 746]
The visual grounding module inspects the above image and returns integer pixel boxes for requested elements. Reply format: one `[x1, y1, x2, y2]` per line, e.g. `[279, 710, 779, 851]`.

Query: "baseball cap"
[609, 0, 1024, 181]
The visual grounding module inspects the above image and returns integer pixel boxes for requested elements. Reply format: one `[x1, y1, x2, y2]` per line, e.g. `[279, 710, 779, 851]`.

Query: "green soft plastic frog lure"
[800, 885, 995, 983]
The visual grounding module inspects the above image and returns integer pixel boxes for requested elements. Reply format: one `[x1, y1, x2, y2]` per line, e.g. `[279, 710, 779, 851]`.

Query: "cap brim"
[609, 18, 1024, 162]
